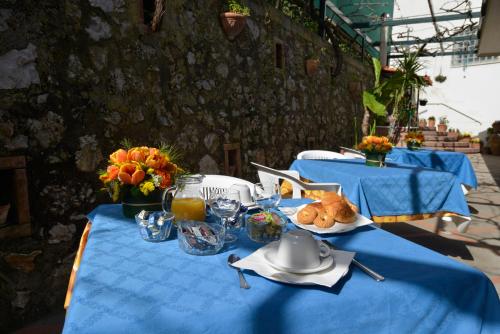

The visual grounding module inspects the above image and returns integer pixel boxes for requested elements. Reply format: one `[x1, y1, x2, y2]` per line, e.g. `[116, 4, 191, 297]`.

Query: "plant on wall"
[220, 0, 251, 40]
[361, 57, 387, 136]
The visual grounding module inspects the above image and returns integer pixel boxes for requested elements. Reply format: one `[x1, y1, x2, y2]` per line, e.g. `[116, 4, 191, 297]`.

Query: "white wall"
[390, 0, 499, 136]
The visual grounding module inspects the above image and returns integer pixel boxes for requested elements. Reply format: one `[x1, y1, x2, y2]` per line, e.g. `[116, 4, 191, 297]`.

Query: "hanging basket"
[219, 12, 247, 40]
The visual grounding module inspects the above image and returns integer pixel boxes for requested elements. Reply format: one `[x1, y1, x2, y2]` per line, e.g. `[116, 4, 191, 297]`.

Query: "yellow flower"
[139, 181, 156, 196]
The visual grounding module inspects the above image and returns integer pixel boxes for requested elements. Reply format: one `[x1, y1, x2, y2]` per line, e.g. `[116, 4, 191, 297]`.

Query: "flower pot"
[406, 142, 421, 151]
[459, 137, 470, 143]
[219, 12, 247, 40]
[419, 99, 428, 106]
[365, 152, 386, 167]
[418, 119, 427, 128]
[437, 124, 447, 132]
[428, 119, 436, 128]
[305, 59, 320, 76]
[122, 188, 163, 218]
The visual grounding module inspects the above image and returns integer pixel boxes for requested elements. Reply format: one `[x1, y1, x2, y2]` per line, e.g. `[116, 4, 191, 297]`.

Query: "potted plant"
[305, 48, 325, 76]
[435, 74, 447, 83]
[459, 132, 471, 143]
[418, 118, 427, 128]
[437, 116, 448, 133]
[220, 0, 251, 41]
[419, 99, 428, 106]
[357, 135, 393, 167]
[428, 116, 436, 129]
[447, 128, 458, 140]
[99, 143, 184, 218]
[405, 131, 425, 150]
[470, 137, 481, 149]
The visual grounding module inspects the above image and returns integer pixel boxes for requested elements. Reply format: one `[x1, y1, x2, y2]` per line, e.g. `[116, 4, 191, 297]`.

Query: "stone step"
[423, 141, 470, 148]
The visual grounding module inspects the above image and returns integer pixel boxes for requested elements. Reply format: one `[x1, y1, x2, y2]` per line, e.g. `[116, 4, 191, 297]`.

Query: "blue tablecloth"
[63, 202, 499, 334]
[290, 159, 470, 219]
[387, 148, 478, 188]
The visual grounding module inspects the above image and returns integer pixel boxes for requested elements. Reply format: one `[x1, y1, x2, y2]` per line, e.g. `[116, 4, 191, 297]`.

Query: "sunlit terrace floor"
[382, 153, 500, 295]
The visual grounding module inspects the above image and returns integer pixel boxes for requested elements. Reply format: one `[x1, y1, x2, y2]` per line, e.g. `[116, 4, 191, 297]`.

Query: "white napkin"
[233, 242, 355, 287]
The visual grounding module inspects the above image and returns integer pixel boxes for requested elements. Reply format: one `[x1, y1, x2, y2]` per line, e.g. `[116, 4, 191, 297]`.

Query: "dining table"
[387, 148, 478, 189]
[62, 199, 500, 334]
[290, 159, 471, 224]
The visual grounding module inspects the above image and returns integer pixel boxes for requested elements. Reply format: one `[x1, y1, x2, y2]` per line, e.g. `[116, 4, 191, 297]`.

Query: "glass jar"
[162, 175, 206, 221]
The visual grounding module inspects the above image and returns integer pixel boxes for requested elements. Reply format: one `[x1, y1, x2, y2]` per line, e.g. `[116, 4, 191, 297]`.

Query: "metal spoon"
[228, 254, 250, 289]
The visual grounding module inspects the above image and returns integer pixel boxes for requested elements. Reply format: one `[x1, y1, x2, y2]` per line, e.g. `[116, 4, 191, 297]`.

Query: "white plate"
[262, 242, 334, 274]
[287, 203, 373, 234]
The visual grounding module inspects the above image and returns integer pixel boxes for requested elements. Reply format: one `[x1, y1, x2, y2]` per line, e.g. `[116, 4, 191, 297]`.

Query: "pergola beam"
[374, 34, 476, 46]
[352, 11, 480, 28]
[388, 50, 475, 58]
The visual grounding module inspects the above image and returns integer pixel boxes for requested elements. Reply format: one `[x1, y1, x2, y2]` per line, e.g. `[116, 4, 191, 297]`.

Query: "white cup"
[230, 184, 252, 205]
[275, 230, 330, 270]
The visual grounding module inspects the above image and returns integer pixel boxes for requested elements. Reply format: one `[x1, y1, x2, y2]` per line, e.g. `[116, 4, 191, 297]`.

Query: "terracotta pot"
[489, 134, 500, 155]
[428, 119, 436, 128]
[437, 124, 447, 132]
[305, 59, 320, 76]
[418, 119, 427, 128]
[459, 137, 470, 143]
[219, 12, 247, 40]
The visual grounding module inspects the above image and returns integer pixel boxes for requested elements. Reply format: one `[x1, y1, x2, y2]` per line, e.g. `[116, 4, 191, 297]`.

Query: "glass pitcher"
[162, 175, 206, 221]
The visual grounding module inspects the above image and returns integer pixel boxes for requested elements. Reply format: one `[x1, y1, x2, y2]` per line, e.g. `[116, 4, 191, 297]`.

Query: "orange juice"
[171, 197, 206, 221]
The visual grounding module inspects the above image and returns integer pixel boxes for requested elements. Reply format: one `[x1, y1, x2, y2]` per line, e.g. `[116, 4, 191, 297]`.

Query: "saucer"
[263, 242, 334, 274]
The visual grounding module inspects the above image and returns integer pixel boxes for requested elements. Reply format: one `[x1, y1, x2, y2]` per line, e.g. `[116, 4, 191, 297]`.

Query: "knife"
[323, 240, 385, 282]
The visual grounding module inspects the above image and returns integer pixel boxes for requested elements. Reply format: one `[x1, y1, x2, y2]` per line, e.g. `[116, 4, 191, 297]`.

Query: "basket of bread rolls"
[297, 192, 358, 229]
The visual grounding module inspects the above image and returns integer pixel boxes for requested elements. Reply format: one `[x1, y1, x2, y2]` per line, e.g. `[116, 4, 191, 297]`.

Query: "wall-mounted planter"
[305, 59, 319, 76]
[220, 12, 247, 40]
[437, 124, 447, 133]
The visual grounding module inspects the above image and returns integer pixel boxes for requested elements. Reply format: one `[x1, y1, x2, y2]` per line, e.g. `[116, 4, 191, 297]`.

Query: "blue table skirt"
[63, 202, 499, 334]
[290, 159, 470, 219]
[387, 148, 478, 188]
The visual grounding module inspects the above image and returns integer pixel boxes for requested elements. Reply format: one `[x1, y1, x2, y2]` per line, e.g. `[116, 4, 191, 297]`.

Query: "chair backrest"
[297, 150, 349, 160]
[258, 170, 302, 199]
[339, 146, 365, 159]
[201, 175, 255, 201]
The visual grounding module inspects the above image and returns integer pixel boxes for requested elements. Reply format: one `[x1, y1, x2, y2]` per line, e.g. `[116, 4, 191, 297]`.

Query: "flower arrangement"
[357, 136, 393, 154]
[405, 131, 425, 145]
[460, 132, 471, 138]
[470, 137, 480, 143]
[99, 143, 183, 202]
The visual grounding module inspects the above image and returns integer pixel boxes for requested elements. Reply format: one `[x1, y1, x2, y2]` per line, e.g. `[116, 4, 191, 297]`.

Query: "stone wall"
[0, 0, 371, 330]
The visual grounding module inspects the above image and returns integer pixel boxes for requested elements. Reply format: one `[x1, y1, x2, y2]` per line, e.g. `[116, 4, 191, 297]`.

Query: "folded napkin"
[233, 242, 355, 287]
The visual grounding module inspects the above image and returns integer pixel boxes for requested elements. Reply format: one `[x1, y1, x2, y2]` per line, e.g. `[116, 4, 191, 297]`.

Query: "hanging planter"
[419, 99, 428, 106]
[435, 74, 447, 83]
[305, 59, 320, 76]
[220, 1, 250, 41]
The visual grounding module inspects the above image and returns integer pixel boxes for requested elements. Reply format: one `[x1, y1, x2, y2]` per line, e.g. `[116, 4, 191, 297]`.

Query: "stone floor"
[382, 153, 500, 294]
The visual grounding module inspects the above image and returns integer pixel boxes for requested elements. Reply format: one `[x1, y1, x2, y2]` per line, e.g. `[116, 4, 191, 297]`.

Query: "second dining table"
[290, 158, 470, 223]
[387, 147, 478, 188]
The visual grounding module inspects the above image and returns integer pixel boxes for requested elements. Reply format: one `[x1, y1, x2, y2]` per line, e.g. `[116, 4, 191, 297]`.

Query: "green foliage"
[228, 0, 251, 16]
[362, 58, 387, 117]
[267, 0, 317, 32]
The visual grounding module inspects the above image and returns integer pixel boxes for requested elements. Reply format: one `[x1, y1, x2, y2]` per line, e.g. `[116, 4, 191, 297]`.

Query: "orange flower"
[100, 165, 120, 183]
[118, 163, 145, 185]
[155, 170, 172, 188]
[127, 147, 149, 163]
[145, 151, 166, 170]
[110, 149, 128, 164]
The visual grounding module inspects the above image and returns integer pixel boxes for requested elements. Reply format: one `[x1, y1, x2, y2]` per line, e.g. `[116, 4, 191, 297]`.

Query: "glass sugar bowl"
[135, 211, 175, 242]
[177, 220, 225, 255]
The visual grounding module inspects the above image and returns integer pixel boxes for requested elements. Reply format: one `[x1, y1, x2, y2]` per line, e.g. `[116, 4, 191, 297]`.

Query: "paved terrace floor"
[382, 154, 500, 294]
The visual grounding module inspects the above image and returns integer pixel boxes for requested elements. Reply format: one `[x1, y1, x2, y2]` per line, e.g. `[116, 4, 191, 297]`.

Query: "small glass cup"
[177, 220, 225, 255]
[135, 211, 175, 242]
